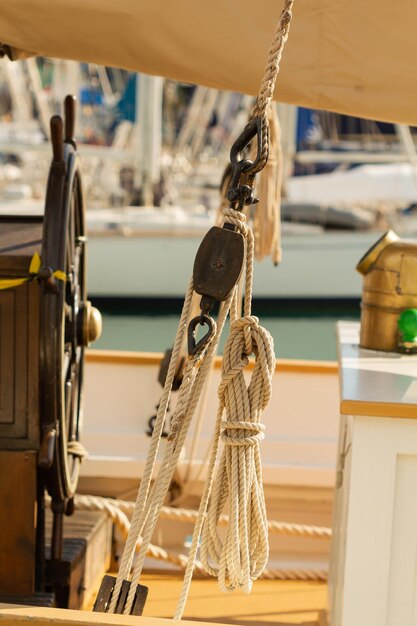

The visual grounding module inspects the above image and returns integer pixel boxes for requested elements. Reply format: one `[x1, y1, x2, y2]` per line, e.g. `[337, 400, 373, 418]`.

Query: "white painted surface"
[330, 323, 417, 626]
[329, 414, 352, 626]
[80, 355, 340, 488]
[337, 322, 417, 412]
[386, 454, 417, 626]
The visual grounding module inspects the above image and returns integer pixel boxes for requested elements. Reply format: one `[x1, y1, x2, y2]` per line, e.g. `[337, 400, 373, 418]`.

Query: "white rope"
[104, 3, 295, 617]
[72, 494, 329, 582]
[172, 220, 274, 617]
[252, 0, 294, 121]
[200, 318, 275, 593]
[123, 297, 235, 615]
[164, 9, 295, 598]
[67, 440, 88, 458]
[107, 277, 237, 615]
[74, 495, 332, 541]
[107, 279, 196, 612]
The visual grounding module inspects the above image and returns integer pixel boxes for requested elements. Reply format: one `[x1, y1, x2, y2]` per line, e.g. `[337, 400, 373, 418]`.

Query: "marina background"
[94, 301, 360, 360]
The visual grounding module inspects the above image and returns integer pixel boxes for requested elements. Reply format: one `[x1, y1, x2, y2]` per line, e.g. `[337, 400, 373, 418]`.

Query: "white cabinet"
[330, 322, 417, 626]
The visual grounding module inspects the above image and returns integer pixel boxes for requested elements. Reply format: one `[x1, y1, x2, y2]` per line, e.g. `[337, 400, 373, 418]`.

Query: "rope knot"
[230, 315, 259, 356]
[221, 420, 265, 447]
[230, 315, 259, 331]
[222, 207, 249, 236]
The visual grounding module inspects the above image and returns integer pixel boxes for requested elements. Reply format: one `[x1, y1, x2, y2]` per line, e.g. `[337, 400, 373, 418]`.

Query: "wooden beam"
[0, 607, 231, 626]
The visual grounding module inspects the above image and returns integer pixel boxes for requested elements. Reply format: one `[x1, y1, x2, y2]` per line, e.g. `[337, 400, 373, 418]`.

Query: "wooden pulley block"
[193, 226, 244, 301]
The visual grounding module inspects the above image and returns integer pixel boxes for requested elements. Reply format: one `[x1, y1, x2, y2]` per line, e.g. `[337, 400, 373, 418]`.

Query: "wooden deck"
[140, 573, 328, 626]
[1, 576, 328, 625]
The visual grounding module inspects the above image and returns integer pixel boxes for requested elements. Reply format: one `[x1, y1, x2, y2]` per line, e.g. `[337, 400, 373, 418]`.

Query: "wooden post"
[0, 451, 37, 596]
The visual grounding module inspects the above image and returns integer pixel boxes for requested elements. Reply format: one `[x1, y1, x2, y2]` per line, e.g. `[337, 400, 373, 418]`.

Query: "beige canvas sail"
[1, 0, 417, 125]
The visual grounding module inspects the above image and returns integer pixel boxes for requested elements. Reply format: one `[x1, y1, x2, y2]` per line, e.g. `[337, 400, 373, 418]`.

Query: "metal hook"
[188, 314, 215, 356]
[229, 116, 265, 175]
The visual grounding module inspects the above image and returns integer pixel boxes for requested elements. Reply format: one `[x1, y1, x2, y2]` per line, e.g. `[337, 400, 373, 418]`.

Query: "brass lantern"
[357, 231, 417, 353]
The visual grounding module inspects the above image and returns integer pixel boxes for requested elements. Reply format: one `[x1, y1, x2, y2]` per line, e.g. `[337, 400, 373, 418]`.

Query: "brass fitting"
[357, 231, 417, 352]
[78, 301, 102, 347]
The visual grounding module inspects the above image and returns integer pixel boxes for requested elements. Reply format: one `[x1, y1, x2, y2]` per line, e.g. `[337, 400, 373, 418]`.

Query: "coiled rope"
[106, 211, 256, 615]
[200, 316, 275, 594]
[173, 3, 295, 615]
[102, 1, 295, 618]
[173, 220, 275, 615]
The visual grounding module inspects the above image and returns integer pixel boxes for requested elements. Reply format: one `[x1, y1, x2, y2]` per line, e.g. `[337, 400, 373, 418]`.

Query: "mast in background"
[135, 74, 163, 206]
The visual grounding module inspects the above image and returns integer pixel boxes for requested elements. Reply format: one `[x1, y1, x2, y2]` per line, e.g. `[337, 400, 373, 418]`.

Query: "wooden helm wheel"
[39, 97, 88, 505]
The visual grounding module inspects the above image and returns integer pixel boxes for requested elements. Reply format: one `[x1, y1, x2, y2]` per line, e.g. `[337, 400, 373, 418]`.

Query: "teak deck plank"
[0, 607, 225, 626]
[0, 573, 327, 626]
[0, 576, 327, 626]
[140, 574, 327, 625]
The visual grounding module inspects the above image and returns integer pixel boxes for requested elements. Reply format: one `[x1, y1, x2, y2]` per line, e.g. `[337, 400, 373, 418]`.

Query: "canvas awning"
[1, 0, 417, 125]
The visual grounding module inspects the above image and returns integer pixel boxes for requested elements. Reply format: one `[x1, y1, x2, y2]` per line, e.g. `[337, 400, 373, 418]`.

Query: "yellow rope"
[0, 252, 66, 290]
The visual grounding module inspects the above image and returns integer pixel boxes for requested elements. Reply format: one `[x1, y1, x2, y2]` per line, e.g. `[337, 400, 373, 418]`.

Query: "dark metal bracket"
[93, 575, 148, 616]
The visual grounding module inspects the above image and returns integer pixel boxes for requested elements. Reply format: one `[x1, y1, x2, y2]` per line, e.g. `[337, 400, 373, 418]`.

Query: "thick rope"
[67, 440, 88, 458]
[250, 0, 294, 172]
[74, 495, 332, 541]
[106, 206, 248, 616]
[108, 279, 196, 611]
[173, 213, 275, 617]
[122, 294, 234, 615]
[172, 11, 296, 597]
[105, 3, 295, 617]
[215, 2, 292, 262]
[199, 316, 275, 594]
[72, 494, 329, 583]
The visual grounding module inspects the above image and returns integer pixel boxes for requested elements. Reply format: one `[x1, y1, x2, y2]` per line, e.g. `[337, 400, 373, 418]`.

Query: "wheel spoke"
[65, 376, 73, 441]
[63, 349, 72, 383]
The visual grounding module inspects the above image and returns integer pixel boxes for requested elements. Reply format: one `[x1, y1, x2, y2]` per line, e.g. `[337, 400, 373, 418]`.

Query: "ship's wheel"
[38, 96, 101, 558]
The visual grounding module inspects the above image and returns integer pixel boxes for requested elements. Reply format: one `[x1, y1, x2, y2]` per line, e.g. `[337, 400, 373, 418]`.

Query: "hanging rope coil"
[102, 1, 295, 618]
[198, 315, 274, 594]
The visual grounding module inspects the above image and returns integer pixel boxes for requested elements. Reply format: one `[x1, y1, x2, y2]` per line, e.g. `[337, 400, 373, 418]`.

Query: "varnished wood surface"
[0, 221, 42, 259]
[337, 322, 417, 419]
[0, 452, 37, 596]
[44, 510, 112, 610]
[0, 282, 40, 449]
[140, 574, 327, 625]
[86, 350, 338, 375]
[0, 577, 327, 625]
